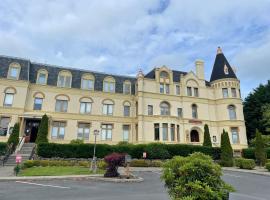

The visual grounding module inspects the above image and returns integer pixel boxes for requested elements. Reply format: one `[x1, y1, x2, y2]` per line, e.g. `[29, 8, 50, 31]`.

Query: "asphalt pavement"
[0, 171, 269, 200]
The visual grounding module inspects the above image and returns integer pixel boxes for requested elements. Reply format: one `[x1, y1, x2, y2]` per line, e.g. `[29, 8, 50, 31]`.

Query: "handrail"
[29, 144, 36, 160]
[1, 143, 13, 166]
[15, 136, 25, 154]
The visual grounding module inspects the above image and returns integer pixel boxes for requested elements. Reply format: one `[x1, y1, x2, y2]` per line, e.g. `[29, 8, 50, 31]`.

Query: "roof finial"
[217, 46, 223, 54]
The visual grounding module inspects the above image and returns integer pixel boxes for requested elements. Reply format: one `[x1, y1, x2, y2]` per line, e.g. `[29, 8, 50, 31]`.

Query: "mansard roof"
[144, 68, 187, 82]
[210, 47, 238, 82]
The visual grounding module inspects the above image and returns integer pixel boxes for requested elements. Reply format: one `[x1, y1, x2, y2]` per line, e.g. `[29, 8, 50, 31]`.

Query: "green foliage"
[254, 130, 267, 166]
[243, 81, 270, 141]
[37, 143, 221, 160]
[161, 152, 234, 200]
[130, 159, 149, 167]
[203, 124, 212, 147]
[35, 114, 49, 144]
[234, 158, 256, 170]
[250, 134, 270, 147]
[262, 104, 270, 133]
[7, 123, 20, 148]
[70, 139, 84, 144]
[265, 163, 270, 172]
[220, 130, 234, 167]
[97, 160, 108, 170]
[242, 148, 270, 159]
[0, 142, 7, 155]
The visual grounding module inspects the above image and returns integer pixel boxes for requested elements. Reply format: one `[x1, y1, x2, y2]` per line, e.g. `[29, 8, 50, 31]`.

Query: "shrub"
[0, 142, 7, 155]
[145, 143, 170, 160]
[150, 160, 164, 167]
[35, 114, 49, 144]
[203, 124, 212, 147]
[161, 152, 234, 200]
[21, 160, 89, 169]
[7, 123, 20, 149]
[104, 153, 125, 177]
[242, 148, 270, 159]
[130, 159, 149, 167]
[97, 160, 107, 170]
[234, 158, 256, 170]
[266, 163, 270, 172]
[254, 130, 267, 166]
[220, 130, 234, 167]
[70, 139, 84, 144]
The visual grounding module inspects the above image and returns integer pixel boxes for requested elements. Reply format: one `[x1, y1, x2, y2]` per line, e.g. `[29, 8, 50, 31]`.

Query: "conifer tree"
[254, 129, 267, 166]
[203, 124, 212, 147]
[220, 129, 233, 167]
[35, 114, 49, 144]
[7, 123, 20, 149]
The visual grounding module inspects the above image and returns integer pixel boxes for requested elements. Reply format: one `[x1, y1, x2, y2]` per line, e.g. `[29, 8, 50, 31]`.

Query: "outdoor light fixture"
[91, 129, 100, 173]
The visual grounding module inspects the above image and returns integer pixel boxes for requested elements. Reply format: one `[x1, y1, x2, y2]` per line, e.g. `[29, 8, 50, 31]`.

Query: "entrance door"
[24, 119, 40, 143]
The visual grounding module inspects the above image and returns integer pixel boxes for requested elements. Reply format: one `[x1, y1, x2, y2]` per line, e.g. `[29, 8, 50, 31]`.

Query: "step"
[23, 143, 36, 147]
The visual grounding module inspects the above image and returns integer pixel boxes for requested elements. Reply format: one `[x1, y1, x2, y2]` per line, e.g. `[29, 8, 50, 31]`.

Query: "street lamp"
[91, 129, 99, 173]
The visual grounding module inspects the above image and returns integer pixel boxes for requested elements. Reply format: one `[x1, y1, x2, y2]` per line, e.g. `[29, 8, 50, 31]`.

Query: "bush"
[145, 143, 170, 160]
[70, 139, 84, 144]
[234, 158, 256, 170]
[220, 130, 234, 167]
[21, 160, 90, 169]
[0, 142, 7, 155]
[203, 124, 212, 147]
[266, 163, 270, 171]
[243, 148, 270, 159]
[104, 153, 125, 177]
[7, 123, 20, 149]
[150, 160, 164, 167]
[97, 160, 107, 170]
[130, 159, 149, 167]
[161, 152, 234, 200]
[35, 114, 49, 144]
[254, 130, 267, 166]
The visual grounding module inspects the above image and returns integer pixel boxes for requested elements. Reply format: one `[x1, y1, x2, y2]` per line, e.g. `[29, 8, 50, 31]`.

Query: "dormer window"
[224, 64, 229, 75]
[8, 62, 21, 80]
[81, 74, 94, 90]
[123, 81, 131, 94]
[57, 70, 72, 88]
[160, 71, 169, 79]
[36, 69, 48, 85]
[103, 76, 115, 93]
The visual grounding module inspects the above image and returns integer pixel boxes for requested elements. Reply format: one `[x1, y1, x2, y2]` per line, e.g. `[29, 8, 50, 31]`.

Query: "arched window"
[55, 94, 70, 112]
[3, 87, 16, 107]
[103, 76, 115, 93]
[102, 99, 114, 115]
[160, 71, 169, 79]
[160, 101, 170, 115]
[192, 104, 198, 119]
[123, 101, 131, 116]
[79, 97, 93, 114]
[57, 70, 72, 88]
[36, 69, 48, 85]
[33, 92, 45, 110]
[190, 130, 199, 142]
[7, 62, 21, 80]
[81, 73, 94, 90]
[228, 105, 237, 120]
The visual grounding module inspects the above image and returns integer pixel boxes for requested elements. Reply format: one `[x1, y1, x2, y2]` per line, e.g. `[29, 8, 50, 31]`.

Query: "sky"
[0, 0, 270, 98]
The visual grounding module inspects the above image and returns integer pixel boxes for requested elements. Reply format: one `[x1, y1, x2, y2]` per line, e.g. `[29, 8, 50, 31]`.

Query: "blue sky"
[0, 0, 270, 98]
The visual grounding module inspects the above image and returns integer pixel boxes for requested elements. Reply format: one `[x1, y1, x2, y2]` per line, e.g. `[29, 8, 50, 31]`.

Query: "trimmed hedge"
[234, 158, 256, 170]
[0, 142, 7, 155]
[242, 148, 270, 159]
[37, 143, 221, 160]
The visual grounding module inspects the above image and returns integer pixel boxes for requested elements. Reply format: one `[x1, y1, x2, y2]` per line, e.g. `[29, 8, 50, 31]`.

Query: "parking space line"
[15, 181, 71, 189]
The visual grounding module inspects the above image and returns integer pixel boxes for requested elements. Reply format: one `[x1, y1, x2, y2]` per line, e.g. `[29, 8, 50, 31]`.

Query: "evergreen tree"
[7, 123, 20, 149]
[203, 124, 212, 147]
[35, 114, 49, 144]
[254, 129, 267, 166]
[220, 129, 233, 167]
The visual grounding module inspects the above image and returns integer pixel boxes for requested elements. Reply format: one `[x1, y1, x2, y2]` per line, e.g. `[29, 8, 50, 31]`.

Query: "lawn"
[19, 166, 104, 176]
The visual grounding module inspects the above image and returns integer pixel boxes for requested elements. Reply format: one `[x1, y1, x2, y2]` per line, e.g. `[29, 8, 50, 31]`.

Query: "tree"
[35, 114, 49, 144]
[220, 129, 234, 167]
[7, 123, 20, 150]
[254, 129, 267, 166]
[262, 104, 270, 133]
[244, 80, 270, 141]
[203, 124, 212, 147]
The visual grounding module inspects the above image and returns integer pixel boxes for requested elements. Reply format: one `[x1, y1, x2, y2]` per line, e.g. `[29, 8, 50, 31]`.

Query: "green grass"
[19, 166, 104, 176]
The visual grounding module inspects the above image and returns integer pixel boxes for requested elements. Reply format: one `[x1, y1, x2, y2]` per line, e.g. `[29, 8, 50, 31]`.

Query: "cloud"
[0, 0, 269, 97]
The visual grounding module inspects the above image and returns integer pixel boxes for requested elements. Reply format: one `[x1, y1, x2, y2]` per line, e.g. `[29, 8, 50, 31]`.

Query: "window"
[160, 102, 170, 115]
[231, 88, 237, 98]
[77, 123, 90, 140]
[194, 88, 199, 97]
[55, 100, 68, 112]
[51, 121, 66, 139]
[176, 85, 180, 95]
[101, 124, 112, 140]
[154, 123, 160, 141]
[124, 105, 130, 117]
[165, 84, 169, 94]
[3, 93, 14, 107]
[213, 136, 217, 143]
[148, 105, 153, 115]
[36, 70, 48, 85]
[190, 130, 199, 142]
[170, 124, 175, 141]
[160, 71, 169, 79]
[228, 105, 237, 120]
[160, 84, 169, 94]
[103, 77, 115, 93]
[123, 82, 131, 94]
[103, 104, 113, 115]
[231, 128, 239, 144]
[8, 63, 21, 80]
[33, 98, 43, 110]
[123, 125, 130, 141]
[0, 117, 10, 136]
[222, 88, 229, 98]
[177, 125, 180, 142]
[81, 79, 94, 90]
[177, 108, 183, 118]
[192, 104, 198, 119]
[187, 87, 192, 96]
[160, 84, 164, 93]
[80, 102, 91, 114]
[162, 123, 168, 141]
[57, 71, 72, 88]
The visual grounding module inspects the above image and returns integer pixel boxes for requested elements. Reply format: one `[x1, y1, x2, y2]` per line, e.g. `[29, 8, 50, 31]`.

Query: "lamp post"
[91, 129, 99, 173]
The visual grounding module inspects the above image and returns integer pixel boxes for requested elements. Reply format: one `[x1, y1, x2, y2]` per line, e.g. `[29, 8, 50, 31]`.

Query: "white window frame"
[51, 121, 66, 139]
[101, 124, 113, 141]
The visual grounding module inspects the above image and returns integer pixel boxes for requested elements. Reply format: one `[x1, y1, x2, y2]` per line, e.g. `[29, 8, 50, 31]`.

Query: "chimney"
[195, 60, 205, 80]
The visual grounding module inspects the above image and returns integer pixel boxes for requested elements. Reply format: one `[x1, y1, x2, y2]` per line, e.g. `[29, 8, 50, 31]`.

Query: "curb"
[0, 174, 144, 183]
[223, 167, 270, 177]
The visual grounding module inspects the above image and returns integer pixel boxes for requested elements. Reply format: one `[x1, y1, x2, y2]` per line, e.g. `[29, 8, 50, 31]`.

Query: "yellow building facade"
[0, 47, 248, 150]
